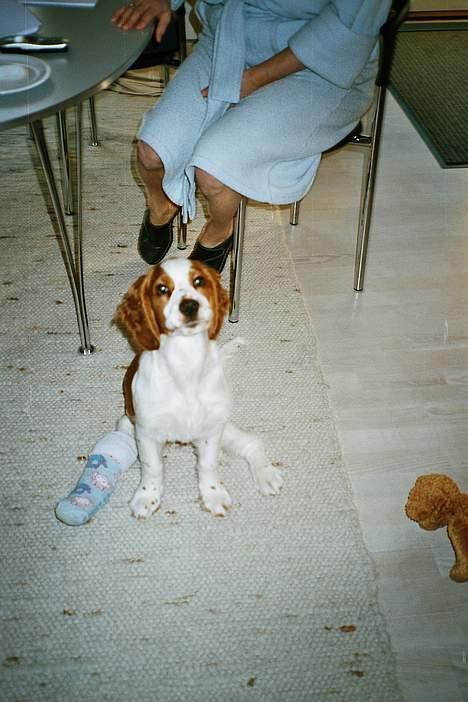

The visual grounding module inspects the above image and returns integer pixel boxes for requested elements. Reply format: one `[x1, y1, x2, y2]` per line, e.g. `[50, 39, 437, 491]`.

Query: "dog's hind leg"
[222, 422, 283, 496]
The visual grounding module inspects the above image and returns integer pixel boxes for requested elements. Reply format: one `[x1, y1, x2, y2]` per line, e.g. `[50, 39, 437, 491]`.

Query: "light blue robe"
[138, 0, 392, 222]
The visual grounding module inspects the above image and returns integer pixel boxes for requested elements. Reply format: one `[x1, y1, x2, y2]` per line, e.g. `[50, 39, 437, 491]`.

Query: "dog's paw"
[129, 485, 161, 520]
[200, 483, 233, 517]
[253, 463, 283, 496]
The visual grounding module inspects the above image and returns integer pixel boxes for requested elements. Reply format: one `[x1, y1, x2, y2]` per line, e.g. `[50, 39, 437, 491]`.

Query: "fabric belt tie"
[208, 0, 245, 104]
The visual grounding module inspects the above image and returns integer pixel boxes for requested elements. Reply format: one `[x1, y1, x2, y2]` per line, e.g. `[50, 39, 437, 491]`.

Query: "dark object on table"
[130, 6, 186, 70]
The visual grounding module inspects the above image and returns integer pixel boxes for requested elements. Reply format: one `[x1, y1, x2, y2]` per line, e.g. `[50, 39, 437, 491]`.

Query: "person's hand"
[239, 69, 261, 99]
[201, 51, 305, 101]
[112, 0, 172, 43]
[201, 69, 261, 100]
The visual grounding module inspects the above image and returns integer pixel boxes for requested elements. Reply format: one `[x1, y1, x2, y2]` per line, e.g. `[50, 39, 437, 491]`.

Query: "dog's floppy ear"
[207, 269, 229, 340]
[114, 271, 161, 351]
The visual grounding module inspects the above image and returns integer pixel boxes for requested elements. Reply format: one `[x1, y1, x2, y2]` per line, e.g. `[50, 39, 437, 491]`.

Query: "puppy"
[115, 258, 282, 518]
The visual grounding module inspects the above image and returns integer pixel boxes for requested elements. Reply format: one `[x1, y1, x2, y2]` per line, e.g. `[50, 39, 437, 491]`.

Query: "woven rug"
[390, 28, 468, 168]
[0, 91, 402, 701]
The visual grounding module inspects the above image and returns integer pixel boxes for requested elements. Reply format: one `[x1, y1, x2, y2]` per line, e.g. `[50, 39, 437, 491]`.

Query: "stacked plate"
[0, 54, 50, 95]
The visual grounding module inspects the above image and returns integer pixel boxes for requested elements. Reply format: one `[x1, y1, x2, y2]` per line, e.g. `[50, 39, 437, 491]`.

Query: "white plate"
[0, 54, 51, 95]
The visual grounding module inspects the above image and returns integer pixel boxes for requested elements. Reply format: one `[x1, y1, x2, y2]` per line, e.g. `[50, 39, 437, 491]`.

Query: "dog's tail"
[116, 414, 135, 438]
[219, 336, 246, 364]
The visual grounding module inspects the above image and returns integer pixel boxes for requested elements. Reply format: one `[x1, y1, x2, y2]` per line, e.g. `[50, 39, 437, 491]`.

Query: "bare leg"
[137, 140, 179, 226]
[195, 168, 242, 247]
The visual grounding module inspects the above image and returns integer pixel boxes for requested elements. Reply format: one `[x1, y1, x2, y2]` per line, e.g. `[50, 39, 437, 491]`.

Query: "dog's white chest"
[133, 339, 230, 442]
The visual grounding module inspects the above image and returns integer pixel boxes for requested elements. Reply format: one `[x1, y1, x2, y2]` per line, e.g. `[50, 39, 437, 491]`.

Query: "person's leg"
[136, 39, 214, 223]
[136, 140, 182, 265]
[136, 142, 179, 227]
[55, 417, 137, 526]
[187, 168, 242, 271]
[134, 40, 216, 264]
[195, 169, 241, 247]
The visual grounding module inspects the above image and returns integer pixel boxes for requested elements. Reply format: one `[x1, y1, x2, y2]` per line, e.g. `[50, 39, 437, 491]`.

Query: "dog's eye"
[193, 276, 205, 288]
[156, 284, 169, 296]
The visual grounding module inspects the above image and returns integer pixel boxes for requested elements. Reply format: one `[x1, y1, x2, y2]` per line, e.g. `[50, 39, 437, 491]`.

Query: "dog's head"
[115, 258, 229, 351]
[405, 474, 460, 530]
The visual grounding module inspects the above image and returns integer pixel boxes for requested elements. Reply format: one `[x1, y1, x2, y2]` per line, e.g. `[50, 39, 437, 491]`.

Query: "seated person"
[112, 0, 392, 272]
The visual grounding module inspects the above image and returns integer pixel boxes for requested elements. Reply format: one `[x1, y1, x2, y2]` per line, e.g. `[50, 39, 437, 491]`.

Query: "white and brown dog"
[115, 257, 282, 518]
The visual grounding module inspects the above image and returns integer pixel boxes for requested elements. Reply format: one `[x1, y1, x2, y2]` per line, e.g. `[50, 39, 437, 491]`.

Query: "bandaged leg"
[55, 418, 137, 526]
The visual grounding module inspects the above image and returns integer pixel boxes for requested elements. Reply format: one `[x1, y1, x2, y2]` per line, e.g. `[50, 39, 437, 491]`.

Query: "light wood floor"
[283, 94, 468, 701]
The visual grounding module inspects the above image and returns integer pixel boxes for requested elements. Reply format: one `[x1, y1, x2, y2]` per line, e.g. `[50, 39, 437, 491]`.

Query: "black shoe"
[138, 209, 178, 265]
[188, 234, 234, 273]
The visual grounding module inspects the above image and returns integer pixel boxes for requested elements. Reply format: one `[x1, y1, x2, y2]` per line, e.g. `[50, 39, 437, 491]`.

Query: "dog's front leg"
[129, 426, 164, 519]
[194, 431, 233, 517]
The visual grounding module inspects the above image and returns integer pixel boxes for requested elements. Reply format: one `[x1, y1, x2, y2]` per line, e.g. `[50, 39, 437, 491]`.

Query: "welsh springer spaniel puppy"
[115, 258, 282, 518]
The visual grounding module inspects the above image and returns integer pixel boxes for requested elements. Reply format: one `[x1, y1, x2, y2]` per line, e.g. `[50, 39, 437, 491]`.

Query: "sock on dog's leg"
[55, 425, 137, 526]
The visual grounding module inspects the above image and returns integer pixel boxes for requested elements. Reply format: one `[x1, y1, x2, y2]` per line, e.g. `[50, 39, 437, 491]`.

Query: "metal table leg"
[56, 110, 75, 215]
[30, 106, 94, 355]
[88, 96, 99, 147]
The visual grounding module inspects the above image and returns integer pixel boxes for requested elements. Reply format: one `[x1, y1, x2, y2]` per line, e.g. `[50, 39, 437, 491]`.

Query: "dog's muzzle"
[179, 298, 200, 321]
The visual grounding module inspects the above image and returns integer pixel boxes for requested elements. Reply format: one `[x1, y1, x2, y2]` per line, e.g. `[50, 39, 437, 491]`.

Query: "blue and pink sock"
[55, 428, 137, 526]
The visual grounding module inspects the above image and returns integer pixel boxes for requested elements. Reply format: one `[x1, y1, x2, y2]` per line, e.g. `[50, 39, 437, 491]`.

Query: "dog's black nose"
[179, 298, 199, 320]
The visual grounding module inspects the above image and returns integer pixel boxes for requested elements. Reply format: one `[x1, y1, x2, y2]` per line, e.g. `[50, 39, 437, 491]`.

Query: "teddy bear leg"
[449, 563, 468, 583]
[448, 522, 468, 582]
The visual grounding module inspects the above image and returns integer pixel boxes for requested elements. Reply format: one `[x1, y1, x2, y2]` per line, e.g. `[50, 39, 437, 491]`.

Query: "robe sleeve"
[288, 0, 392, 89]
[171, 0, 186, 10]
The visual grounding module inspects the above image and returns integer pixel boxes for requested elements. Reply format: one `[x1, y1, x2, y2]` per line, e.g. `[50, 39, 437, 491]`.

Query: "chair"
[228, 0, 410, 323]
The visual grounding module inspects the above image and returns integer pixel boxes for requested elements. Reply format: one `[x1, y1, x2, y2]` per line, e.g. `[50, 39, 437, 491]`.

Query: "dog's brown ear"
[207, 269, 229, 340]
[114, 272, 161, 351]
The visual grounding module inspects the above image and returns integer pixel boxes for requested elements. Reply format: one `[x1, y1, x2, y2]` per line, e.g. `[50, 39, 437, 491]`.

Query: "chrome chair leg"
[73, 102, 93, 354]
[56, 111, 74, 215]
[176, 211, 187, 249]
[229, 198, 247, 323]
[353, 86, 386, 291]
[88, 96, 99, 147]
[30, 113, 94, 354]
[290, 201, 300, 225]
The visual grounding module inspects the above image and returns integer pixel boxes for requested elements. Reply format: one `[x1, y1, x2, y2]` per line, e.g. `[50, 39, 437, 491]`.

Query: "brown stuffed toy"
[405, 474, 468, 583]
